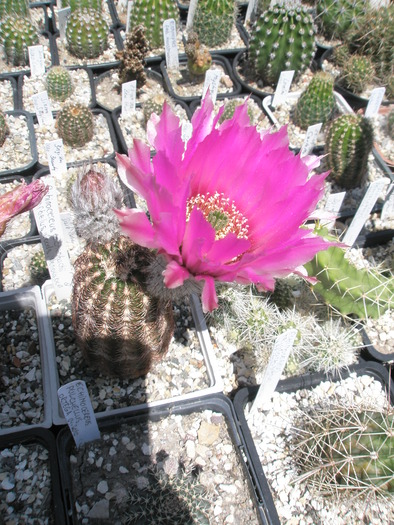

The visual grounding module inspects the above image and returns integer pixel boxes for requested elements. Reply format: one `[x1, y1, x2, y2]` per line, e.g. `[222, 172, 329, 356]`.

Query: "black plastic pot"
[57, 394, 280, 525]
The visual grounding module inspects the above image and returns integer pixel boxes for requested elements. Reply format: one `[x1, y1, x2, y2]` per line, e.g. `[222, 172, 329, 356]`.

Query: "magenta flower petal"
[115, 208, 157, 248]
[196, 275, 218, 313]
[163, 260, 190, 288]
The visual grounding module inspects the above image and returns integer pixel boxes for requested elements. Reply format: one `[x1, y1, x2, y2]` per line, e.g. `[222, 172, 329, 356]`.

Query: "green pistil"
[208, 210, 229, 233]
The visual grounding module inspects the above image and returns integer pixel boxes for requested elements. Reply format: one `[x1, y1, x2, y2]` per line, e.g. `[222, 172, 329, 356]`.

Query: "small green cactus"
[294, 406, 394, 496]
[45, 66, 74, 102]
[332, 44, 351, 69]
[184, 31, 212, 80]
[65, 7, 109, 59]
[141, 93, 173, 125]
[316, 0, 365, 40]
[218, 98, 255, 125]
[387, 109, 394, 140]
[324, 114, 374, 189]
[0, 0, 29, 18]
[127, 0, 179, 50]
[248, 4, 316, 86]
[60, 0, 102, 11]
[192, 0, 237, 49]
[0, 17, 39, 66]
[31, 248, 50, 287]
[0, 109, 9, 147]
[56, 103, 94, 147]
[293, 71, 336, 130]
[338, 54, 375, 95]
[268, 278, 294, 310]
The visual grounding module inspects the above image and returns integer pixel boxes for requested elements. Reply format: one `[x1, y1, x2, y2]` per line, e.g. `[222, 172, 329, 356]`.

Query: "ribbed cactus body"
[339, 54, 375, 95]
[388, 110, 394, 140]
[249, 5, 316, 86]
[316, 0, 365, 40]
[324, 114, 373, 189]
[185, 31, 212, 79]
[192, 0, 236, 48]
[141, 93, 173, 124]
[56, 103, 94, 147]
[46, 66, 74, 102]
[0, 0, 29, 18]
[72, 237, 174, 379]
[295, 407, 394, 495]
[0, 110, 9, 147]
[0, 17, 39, 66]
[66, 7, 109, 59]
[61, 0, 102, 11]
[293, 72, 336, 130]
[128, 0, 179, 49]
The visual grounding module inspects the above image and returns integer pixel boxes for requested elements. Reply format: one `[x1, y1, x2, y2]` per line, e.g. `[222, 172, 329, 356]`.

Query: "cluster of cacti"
[0, 0, 29, 18]
[127, 0, 179, 49]
[324, 113, 374, 189]
[0, 109, 9, 147]
[65, 7, 109, 59]
[192, 0, 237, 49]
[294, 406, 394, 496]
[184, 31, 212, 80]
[0, 17, 39, 66]
[31, 248, 50, 286]
[56, 103, 94, 147]
[248, 4, 316, 86]
[115, 25, 149, 87]
[45, 66, 74, 102]
[293, 71, 336, 130]
[60, 0, 102, 11]
[387, 109, 394, 140]
[315, 0, 365, 40]
[337, 54, 375, 95]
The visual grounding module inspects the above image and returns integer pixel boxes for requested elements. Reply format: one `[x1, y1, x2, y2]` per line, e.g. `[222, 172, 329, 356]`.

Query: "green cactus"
[332, 43, 351, 69]
[294, 406, 394, 496]
[248, 4, 316, 86]
[72, 237, 174, 379]
[192, 0, 237, 48]
[45, 66, 74, 102]
[305, 243, 394, 319]
[293, 71, 336, 130]
[141, 93, 173, 125]
[31, 248, 50, 287]
[0, 17, 39, 66]
[65, 7, 109, 59]
[268, 278, 294, 310]
[218, 98, 255, 125]
[56, 103, 94, 147]
[184, 31, 212, 80]
[127, 0, 179, 50]
[338, 54, 375, 95]
[0, 0, 29, 18]
[315, 0, 365, 40]
[387, 109, 394, 141]
[324, 114, 374, 189]
[0, 109, 9, 147]
[60, 0, 102, 11]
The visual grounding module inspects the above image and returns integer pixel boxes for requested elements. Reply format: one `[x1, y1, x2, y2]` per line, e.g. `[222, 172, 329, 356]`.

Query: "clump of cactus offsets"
[324, 114, 374, 189]
[192, 0, 237, 49]
[127, 0, 179, 50]
[0, 17, 39, 66]
[315, 0, 365, 41]
[45, 66, 74, 102]
[248, 4, 316, 86]
[0, 109, 9, 147]
[185, 31, 212, 80]
[115, 25, 149, 87]
[293, 71, 336, 130]
[65, 7, 108, 59]
[338, 54, 375, 95]
[294, 406, 394, 497]
[0, 0, 29, 19]
[56, 103, 94, 147]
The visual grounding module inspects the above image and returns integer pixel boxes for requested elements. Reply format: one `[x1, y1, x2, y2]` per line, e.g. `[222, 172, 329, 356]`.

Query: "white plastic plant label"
[126, 1, 133, 33]
[28, 45, 45, 77]
[343, 179, 389, 246]
[32, 91, 54, 127]
[245, 0, 258, 23]
[365, 87, 386, 118]
[186, 0, 199, 30]
[121, 80, 137, 118]
[300, 123, 322, 158]
[45, 139, 67, 178]
[60, 211, 79, 247]
[323, 191, 346, 230]
[381, 184, 394, 220]
[203, 69, 222, 105]
[271, 70, 294, 108]
[33, 176, 74, 301]
[58, 381, 100, 448]
[163, 19, 179, 70]
[248, 329, 297, 418]
[57, 7, 71, 40]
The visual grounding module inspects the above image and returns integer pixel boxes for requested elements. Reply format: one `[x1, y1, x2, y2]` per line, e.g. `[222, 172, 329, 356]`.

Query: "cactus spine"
[324, 114, 374, 189]
[65, 7, 109, 59]
[293, 72, 336, 130]
[127, 0, 179, 50]
[185, 31, 212, 80]
[0, 0, 29, 18]
[192, 0, 237, 48]
[316, 0, 365, 40]
[248, 4, 316, 86]
[0, 109, 9, 147]
[0, 17, 39, 66]
[338, 54, 375, 95]
[46, 66, 74, 102]
[56, 103, 94, 147]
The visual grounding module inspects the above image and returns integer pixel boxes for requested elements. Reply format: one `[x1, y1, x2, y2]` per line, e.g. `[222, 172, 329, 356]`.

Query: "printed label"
[324, 191, 346, 230]
[121, 80, 137, 118]
[365, 87, 386, 118]
[300, 123, 322, 157]
[57, 7, 71, 40]
[32, 91, 54, 126]
[163, 19, 179, 70]
[58, 381, 100, 448]
[245, 0, 258, 23]
[271, 70, 294, 107]
[28, 45, 45, 77]
[126, 1, 133, 33]
[381, 184, 394, 220]
[45, 139, 67, 178]
[203, 69, 222, 105]
[186, 0, 199, 30]
[343, 179, 389, 246]
[248, 329, 297, 418]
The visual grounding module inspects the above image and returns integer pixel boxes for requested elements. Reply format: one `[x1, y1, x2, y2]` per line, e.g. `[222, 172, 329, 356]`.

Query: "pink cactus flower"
[116, 95, 334, 312]
[0, 179, 48, 237]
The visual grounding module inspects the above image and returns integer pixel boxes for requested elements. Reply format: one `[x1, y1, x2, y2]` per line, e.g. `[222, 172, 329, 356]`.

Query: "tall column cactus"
[248, 4, 316, 86]
[192, 0, 237, 48]
[293, 71, 336, 130]
[316, 0, 365, 40]
[0, 17, 39, 66]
